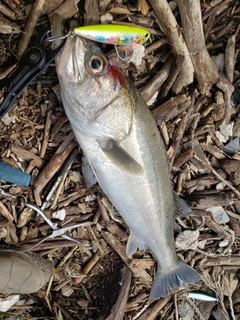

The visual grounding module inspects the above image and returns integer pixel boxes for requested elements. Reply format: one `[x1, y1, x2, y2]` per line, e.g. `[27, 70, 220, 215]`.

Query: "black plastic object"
[231, 87, 240, 110]
[0, 30, 65, 118]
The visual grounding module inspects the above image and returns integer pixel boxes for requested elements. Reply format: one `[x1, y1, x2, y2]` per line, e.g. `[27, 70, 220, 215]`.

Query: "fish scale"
[56, 31, 200, 299]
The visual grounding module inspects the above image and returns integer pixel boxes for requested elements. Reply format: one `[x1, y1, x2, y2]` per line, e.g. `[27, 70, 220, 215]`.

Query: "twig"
[34, 132, 76, 204]
[97, 197, 110, 221]
[73, 253, 100, 285]
[148, 0, 194, 93]
[199, 256, 240, 267]
[40, 110, 52, 159]
[202, 0, 232, 21]
[18, 0, 46, 57]
[225, 34, 236, 83]
[160, 55, 185, 97]
[0, 2, 16, 20]
[45, 274, 54, 312]
[140, 58, 173, 104]
[3, 0, 23, 17]
[55, 302, 75, 320]
[102, 231, 152, 285]
[185, 297, 206, 320]
[0, 201, 14, 221]
[169, 91, 196, 165]
[11, 145, 45, 168]
[145, 38, 167, 55]
[178, 0, 219, 95]
[137, 296, 172, 320]
[152, 94, 191, 122]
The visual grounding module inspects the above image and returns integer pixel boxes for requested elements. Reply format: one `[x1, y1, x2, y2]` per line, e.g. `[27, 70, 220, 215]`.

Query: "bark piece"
[18, 0, 46, 57]
[11, 146, 45, 168]
[0, 14, 20, 34]
[177, 0, 219, 95]
[148, 0, 194, 93]
[152, 94, 190, 122]
[0, 201, 14, 221]
[140, 58, 173, 104]
[49, 0, 80, 19]
[186, 192, 232, 210]
[99, 265, 132, 320]
[84, 0, 100, 25]
[40, 110, 52, 159]
[102, 231, 152, 286]
[137, 295, 171, 320]
[0, 2, 16, 20]
[34, 132, 76, 198]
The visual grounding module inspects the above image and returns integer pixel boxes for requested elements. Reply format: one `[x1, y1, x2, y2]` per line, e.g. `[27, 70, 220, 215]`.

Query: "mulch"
[0, 0, 240, 319]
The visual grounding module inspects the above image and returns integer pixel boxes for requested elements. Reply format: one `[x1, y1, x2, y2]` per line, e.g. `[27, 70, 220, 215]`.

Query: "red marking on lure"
[108, 63, 126, 89]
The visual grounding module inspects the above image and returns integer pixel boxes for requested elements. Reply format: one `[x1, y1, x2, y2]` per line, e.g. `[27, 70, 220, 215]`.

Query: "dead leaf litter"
[0, 0, 240, 319]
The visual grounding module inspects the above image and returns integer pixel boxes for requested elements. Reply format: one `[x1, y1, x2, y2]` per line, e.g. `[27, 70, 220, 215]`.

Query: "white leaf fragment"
[52, 208, 66, 221]
[175, 230, 200, 250]
[206, 206, 229, 224]
[0, 295, 20, 312]
[223, 137, 240, 154]
[215, 121, 234, 143]
[1, 113, 16, 125]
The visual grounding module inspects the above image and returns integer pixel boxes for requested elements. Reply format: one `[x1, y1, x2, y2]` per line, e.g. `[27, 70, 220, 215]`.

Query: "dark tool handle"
[0, 31, 65, 118]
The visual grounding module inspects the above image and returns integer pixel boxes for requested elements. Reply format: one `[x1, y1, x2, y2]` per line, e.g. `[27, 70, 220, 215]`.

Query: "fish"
[55, 31, 200, 299]
[74, 24, 150, 45]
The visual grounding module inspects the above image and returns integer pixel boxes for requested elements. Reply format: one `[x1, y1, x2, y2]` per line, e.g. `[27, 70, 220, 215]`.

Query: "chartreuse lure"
[74, 24, 150, 45]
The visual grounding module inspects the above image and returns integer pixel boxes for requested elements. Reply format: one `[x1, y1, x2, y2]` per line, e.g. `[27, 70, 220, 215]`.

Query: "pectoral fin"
[175, 193, 192, 217]
[126, 232, 148, 258]
[101, 139, 143, 175]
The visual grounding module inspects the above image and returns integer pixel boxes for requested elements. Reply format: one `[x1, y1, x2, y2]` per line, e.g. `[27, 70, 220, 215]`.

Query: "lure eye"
[89, 55, 104, 73]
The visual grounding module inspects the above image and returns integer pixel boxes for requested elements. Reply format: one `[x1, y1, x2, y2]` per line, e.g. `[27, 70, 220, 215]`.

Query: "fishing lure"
[73, 24, 150, 45]
[185, 291, 218, 302]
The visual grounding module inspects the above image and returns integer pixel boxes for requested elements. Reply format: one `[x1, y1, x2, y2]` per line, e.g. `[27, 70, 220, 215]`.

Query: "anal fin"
[175, 193, 192, 217]
[126, 232, 148, 258]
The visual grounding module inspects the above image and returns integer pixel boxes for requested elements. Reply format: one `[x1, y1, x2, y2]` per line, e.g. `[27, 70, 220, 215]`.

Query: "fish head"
[56, 35, 133, 139]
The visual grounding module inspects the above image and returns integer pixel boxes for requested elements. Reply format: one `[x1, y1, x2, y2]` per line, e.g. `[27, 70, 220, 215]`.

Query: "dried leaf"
[222, 271, 238, 297]
[175, 230, 200, 250]
[137, 0, 150, 15]
[0, 15, 21, 34]
[0, 295, 20, 312]
[108, 7, 132, 14]
[57, 310, 64, 320]
[206, 206, 230, 224]
[177, 300, 195, 320]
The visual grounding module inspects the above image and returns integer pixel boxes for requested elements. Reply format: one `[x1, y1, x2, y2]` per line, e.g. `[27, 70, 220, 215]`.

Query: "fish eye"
[89, 55, 104, 73]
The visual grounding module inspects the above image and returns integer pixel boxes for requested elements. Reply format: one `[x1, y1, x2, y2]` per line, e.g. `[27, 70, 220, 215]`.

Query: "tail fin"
[149, 260, 200, 300]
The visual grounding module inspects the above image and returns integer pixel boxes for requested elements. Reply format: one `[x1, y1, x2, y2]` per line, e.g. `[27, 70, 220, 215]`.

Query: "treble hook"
[114, 45, 127, 61]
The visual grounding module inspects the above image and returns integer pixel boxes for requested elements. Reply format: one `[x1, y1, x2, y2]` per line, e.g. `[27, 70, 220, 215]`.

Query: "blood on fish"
[108, 64, 126, 89]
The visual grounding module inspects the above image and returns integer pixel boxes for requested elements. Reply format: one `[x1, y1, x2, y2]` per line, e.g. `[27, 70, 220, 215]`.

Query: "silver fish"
[56, 33, 200, 299]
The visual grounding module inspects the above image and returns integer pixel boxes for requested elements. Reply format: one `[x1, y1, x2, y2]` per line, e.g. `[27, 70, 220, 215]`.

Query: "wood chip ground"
[0, 0, 240, 319]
